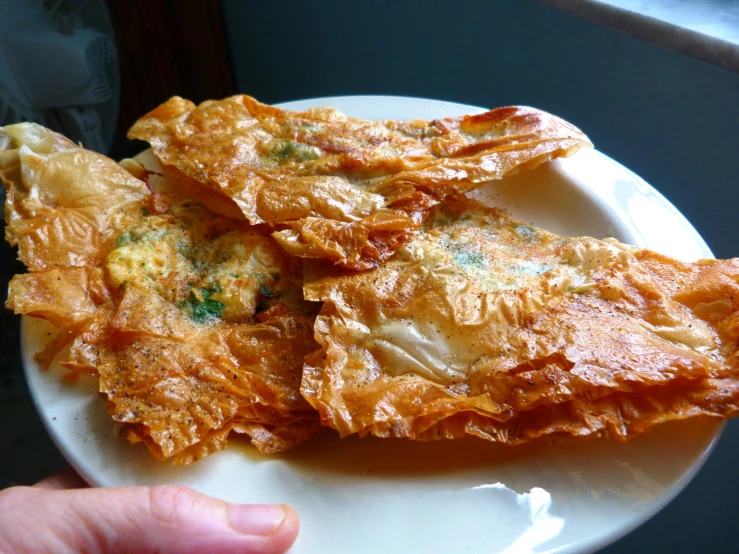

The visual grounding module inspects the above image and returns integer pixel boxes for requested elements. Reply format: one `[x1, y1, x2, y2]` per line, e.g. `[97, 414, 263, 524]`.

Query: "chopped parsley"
[116, 232, 131, 247]
[454, 250, 486, 268]
[271, 139, 320, 163]
[179, 283, 224, 323]
[189, 299, 224, 322]
[516, 225, 539, 243]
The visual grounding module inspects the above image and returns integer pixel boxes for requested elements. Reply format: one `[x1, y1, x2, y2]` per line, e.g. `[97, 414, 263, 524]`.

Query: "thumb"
[0, 483, 299, 554]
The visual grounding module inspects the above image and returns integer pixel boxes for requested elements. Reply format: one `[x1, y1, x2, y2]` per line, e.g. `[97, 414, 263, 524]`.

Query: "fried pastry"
[302, 197, 739, 442]
[129, 95, 590, 269]
[2, 123, 319, 463]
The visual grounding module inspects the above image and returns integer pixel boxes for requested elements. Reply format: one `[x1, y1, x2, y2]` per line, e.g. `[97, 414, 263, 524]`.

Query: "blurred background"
[1, 1, 738, 552]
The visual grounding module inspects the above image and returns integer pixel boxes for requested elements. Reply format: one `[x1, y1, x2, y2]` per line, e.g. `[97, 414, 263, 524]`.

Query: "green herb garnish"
[271, 140, 320, 163]
[189, 299, 224, 322]
[454, 251, 486, 268]
[116, 232, 131, 247]
[179, 283, 224, 323]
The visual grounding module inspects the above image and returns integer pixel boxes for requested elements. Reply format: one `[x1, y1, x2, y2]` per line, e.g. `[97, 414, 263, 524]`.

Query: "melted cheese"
[106, 201, 289, 324]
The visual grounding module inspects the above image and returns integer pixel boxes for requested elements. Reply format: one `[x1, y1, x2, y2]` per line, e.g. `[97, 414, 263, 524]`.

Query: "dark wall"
[222, 0, 739, 259]
[107, 0, 234, 159]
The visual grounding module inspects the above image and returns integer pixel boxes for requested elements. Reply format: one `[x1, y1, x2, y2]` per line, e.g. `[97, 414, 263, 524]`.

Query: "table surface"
[2, 234, 739, 553]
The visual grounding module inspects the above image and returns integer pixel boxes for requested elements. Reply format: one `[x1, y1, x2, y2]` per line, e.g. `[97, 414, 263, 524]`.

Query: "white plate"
[22, 96, 722, 554]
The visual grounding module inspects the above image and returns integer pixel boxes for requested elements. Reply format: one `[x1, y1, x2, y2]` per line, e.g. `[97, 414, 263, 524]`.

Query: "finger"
[35, 466, 88, 490]
[0, 484, 299, 554]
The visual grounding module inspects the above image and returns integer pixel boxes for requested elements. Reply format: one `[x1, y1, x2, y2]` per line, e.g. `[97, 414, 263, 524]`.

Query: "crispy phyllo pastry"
[2, 123, 319, 463]
[302, 197, 739, 443]
[129, 95, 591, 270]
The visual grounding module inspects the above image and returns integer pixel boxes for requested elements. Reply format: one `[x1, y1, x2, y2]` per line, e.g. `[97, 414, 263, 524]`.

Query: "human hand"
[0, 467, 299, 553]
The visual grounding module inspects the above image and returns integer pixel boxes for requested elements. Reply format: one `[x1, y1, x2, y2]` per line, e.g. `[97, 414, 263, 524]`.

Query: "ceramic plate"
[22, 96, 722, 554]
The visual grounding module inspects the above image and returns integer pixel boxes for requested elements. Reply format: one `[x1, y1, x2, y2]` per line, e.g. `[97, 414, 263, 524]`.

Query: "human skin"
[0, 467, 299, 554]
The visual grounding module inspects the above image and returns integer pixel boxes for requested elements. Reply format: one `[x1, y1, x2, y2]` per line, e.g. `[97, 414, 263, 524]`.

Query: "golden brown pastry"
[302, 197, 739, 443]
[129, 95, 591, 270]
[2, 123, 319, 463]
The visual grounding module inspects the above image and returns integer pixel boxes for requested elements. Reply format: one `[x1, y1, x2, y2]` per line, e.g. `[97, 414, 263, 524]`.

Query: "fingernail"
[228, 503, 287, 536]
